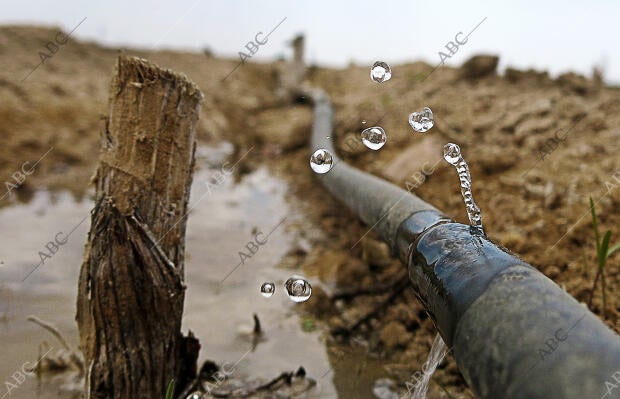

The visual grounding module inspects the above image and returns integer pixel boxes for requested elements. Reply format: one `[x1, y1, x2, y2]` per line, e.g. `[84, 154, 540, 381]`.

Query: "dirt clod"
[380, 321, 412, 352]
[460, 54, 499, 79]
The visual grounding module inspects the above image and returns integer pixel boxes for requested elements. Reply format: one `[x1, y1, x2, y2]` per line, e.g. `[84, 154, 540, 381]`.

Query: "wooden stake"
[76, 56, 202, 399]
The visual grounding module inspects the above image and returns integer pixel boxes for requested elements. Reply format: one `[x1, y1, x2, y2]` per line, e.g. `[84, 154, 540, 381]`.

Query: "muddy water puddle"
[0, 143, 391, 399]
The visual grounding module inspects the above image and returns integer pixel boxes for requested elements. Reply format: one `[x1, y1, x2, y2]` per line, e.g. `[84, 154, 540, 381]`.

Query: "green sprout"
[588, 197, 620, 317]
[165, 379, 176, 399]
[301, 317, 316, 332]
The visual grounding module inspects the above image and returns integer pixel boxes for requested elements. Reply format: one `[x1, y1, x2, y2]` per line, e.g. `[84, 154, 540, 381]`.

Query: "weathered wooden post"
[291, 34, 305, 85]
[76, 56, 202, 399]
[276, 34, 306, 101]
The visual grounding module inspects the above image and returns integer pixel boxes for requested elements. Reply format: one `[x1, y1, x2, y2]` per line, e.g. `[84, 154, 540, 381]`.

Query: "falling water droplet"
[443, 143, 484, 233]
[443, 142, 461, 165]
[361, 126, 387, 150]
[186, 392, 203, 399]
[260, 282, 275, 298]
[370, 61, 392, 83]
[408, 107, 434, 133]
[310, 149, 333, 174]
[361, 120, 367, 125]
[285, 276, 312, 303]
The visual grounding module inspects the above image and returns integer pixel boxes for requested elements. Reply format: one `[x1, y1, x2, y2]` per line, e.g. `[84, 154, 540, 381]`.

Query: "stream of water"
[410, 334, 450, 399]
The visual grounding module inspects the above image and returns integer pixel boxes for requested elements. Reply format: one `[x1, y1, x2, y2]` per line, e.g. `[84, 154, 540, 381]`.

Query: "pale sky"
[2, 0, 619, 83]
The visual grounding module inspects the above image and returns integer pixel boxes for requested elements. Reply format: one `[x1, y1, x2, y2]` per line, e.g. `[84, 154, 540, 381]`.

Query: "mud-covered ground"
[1, 25, 619, 398]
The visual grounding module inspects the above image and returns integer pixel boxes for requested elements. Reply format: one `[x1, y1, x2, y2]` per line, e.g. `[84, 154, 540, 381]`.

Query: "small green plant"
[165, 379, 175, 399]
[301, 317, 316, 332]
[588, 197, 620, 317]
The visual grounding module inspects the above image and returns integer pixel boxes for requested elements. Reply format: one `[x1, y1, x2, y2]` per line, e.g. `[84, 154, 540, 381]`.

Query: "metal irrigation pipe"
[309, 89, 620, 399]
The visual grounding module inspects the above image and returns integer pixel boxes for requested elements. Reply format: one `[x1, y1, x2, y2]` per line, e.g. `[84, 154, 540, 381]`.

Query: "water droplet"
[361, 120, 367, 125]
[285, 276, 312, 303]
[260, 282, 275, 298]
[370, 61, 392, 83]
[310, 149, 333, 174]
[443, 143, 461, 165]
[443, 142, 484, 233]
[408, 107, 434, 133]
[361, 126, 387, 150]
[186, 392, 202, 399]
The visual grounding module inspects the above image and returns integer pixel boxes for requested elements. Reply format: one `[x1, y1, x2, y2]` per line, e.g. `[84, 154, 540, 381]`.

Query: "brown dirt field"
[1, 25, 619, 398]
